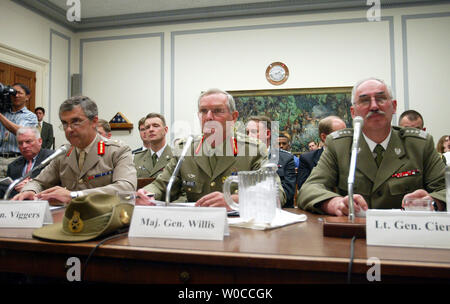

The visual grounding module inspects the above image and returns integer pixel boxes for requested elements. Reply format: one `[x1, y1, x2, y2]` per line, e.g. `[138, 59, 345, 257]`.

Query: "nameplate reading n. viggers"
[129, 206, 228, 240]
[366, 209, 450, 249]
[0, 200, 53, 228]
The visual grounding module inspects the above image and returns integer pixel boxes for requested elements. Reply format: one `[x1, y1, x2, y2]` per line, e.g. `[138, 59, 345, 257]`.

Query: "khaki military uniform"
[144, 133, 287, 205]
[298, 126, 446, 213]
[23, 135, 137, 195]
[134, 145, 172, 179]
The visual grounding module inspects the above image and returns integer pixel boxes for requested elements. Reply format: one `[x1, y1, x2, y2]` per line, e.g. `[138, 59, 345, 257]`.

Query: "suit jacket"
[22, 135, 137, 195]
[134, 145, 173, 179]
[272, 148, 297, 208]
[0, 148, 54, 198]
[40, 121, 54, 149]
[298, 127, 446, 213]
[145, 133, 286, 205]
[297, 148, 324, 191]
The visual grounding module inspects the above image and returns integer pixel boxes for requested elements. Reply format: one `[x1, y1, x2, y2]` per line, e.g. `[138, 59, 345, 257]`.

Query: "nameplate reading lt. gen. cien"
[128, 206, 229, 240]
[0, 201, 53, 228]
[366, 209, 450, 249]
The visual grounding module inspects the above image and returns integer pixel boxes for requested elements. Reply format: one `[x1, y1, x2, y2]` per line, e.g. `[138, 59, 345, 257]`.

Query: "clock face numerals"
[266, 62, 289, 85]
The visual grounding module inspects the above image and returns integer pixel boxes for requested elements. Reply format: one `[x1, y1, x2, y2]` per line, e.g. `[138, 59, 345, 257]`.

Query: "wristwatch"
[70, 191, 80, 199]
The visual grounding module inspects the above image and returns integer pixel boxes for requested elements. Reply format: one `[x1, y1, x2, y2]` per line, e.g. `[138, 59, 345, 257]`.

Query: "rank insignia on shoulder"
[330, 129, 353, 139]
[391, 169, 420, 178]
[98, 141, 105, 155]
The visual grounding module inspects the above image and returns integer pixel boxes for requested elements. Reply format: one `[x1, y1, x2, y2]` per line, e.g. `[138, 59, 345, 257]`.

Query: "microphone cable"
[347, 235, 357, 284]
[81, 228, 129, 282]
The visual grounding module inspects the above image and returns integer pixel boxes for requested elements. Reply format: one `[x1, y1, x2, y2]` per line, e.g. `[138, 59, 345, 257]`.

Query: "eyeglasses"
[355, 94, 389, 108]
[59, 119, 89, 130]
[198, 108, 229, 116]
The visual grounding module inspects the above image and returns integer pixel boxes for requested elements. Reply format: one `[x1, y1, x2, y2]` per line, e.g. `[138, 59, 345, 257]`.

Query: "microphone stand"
[347, 116, 363, 222]
[165, 135, 194, 206]
[4, 161, 46, 200]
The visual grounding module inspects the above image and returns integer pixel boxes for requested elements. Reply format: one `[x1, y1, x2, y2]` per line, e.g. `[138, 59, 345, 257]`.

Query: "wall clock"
[266, 62, 289, 85]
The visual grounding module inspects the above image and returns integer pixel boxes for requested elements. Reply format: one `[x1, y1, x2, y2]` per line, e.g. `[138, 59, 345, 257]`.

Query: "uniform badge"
[187, 174, 196, 179]
[119, 209, 130, 225]
[68, 211, 84, 233]
[222, 176, 229, 184]
[98, 141, 105, 155]
[230, 168, 239, 176]
[66, 146, 74, 157]
[392, 169, 420, 178]
[394, 148, 401, 155]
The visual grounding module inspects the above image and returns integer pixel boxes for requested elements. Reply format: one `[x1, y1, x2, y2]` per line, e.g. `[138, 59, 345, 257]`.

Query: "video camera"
[0, 82, 16, 112]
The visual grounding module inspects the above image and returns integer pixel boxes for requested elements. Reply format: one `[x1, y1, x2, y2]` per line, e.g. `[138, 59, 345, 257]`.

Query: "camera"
[0, 82, 17, 112]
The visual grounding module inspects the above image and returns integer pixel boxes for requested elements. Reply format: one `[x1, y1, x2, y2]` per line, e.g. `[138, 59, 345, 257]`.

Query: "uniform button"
[78, 179, 84, 184]
[187, 188, 192, 192]
[210, 182, 216, 187]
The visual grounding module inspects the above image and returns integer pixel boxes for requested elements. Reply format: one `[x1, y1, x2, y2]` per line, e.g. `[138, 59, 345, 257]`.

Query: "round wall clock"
[266, 62, 289, 85]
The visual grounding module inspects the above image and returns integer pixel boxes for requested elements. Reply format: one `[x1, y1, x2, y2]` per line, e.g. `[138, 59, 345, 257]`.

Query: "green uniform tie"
[374, 144, 384, 167]
[152, 153, 158, 166]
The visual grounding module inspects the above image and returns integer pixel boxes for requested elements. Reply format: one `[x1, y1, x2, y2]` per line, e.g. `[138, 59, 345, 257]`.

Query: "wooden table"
[1, 208, 449, 284]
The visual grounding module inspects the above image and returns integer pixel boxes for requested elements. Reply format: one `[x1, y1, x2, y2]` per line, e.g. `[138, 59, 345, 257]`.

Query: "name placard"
[128, 206, 229, 240]
[0, 200, 53, 228]
[366, 209, 450, 249]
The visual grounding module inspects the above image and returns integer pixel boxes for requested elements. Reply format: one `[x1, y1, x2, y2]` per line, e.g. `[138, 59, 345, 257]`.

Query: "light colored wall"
[2, 2, 449, 150]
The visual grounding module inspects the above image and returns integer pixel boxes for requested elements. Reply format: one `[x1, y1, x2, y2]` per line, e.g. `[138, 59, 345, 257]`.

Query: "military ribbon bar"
[391, 169, 419, 178]
[87, 170, 113, 180]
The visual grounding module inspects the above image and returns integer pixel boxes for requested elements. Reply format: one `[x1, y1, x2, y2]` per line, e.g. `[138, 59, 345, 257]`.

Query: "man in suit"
[296, 116, 346, 191]
[0, 126, 53, 198]
[278, 131, 299, 169]
[298, 78, 446, 215]
[13, 96, 136, 204]
[136, 88, 286, 209]
[246, 115, 297, 207]
[35, 107, 54, 149]
[133, 113, 172, 179]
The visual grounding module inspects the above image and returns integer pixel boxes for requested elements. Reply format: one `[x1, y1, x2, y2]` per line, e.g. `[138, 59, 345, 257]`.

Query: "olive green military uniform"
[134, 145, 172, 178]
[298, 127, 446, 213]
[22, 135, 137, 195]
[144, 133, 287, 205]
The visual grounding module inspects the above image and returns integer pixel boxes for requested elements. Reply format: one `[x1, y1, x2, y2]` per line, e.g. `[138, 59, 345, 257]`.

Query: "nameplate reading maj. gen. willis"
[128, 206, 229, 240]
[366, 209, 450, 249]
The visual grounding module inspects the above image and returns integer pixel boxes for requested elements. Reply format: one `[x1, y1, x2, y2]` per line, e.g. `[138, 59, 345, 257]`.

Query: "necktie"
[25, 159, 33, 175]
[37, 123, 42, 133]
[374, 144, 384, 167]
[78, 151, 86, 170]
[152, 153, 158, 166]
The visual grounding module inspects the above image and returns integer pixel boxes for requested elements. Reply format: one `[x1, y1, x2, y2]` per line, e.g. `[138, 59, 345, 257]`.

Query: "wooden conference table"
[0, 208, 449, 284]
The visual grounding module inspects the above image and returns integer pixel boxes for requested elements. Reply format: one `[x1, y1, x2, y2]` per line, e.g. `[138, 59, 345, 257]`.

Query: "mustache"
[366, 110, 386, 119]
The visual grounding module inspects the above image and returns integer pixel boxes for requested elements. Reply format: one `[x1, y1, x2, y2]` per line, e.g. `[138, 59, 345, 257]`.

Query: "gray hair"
[59, 95, 98, 120]
[351, 77, 394, 104]
[198, 88, 236, 113]
[16, 126, 41, 139]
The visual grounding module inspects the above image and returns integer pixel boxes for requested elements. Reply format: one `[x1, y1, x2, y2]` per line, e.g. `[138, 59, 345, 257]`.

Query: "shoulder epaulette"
[105, 138, 124, 146]
[398, 126, 428, 139]
[330, 128, 353, 139]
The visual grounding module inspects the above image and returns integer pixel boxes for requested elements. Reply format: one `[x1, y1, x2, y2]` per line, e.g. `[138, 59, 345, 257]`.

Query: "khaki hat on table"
[33, 193, 133, 242]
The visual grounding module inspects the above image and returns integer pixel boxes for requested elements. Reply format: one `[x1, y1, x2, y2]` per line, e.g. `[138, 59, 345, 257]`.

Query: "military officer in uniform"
[13, 96, 137, 204]
[298, 78, 446, 215]
[133, 113, 172, 179]
[136, 88, 286, 209]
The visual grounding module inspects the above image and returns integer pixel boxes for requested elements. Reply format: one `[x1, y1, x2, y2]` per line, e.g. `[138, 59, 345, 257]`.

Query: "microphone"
[165, 135, 194, 206]
[3, 145, 68, 199]
[348, 116, 364, 222]
[38, 145, 68, 167]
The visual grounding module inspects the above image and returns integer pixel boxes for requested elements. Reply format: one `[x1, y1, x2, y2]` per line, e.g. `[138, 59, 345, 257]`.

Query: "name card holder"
[0, 200, 53, 228]
[129, 206, 229, 240]
[366, 209, 450, 249]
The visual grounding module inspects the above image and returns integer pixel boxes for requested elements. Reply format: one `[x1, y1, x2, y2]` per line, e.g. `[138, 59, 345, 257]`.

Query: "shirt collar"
[363, 129, 392, 152]
[150, 143, 167, 158]
[75, 134, 98, 155]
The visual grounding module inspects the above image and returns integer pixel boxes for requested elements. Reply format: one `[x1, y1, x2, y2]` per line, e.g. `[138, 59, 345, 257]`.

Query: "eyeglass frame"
[59, 118, 90, 130]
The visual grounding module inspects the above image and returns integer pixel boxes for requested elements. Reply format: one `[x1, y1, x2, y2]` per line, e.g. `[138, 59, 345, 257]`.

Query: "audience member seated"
[437, 135, 450, 165]
[298, 77, 446, 215]
[0, 127, 53, 198]
[132, 116, 151, 154]
[133, 113, 172, 179]
[247, 115, 296, 207]
[297, 116, 346, 193]
[96, 119, 112, 139]
[398, 109, 425, 130]
[278, 131, 299, 169]
[308, 140, 319, 151]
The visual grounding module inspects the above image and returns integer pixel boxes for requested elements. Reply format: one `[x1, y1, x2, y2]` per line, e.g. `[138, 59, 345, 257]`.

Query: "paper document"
[228, 209, 307, 230]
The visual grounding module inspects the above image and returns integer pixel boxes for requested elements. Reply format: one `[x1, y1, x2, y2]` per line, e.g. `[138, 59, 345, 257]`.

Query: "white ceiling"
[12, 0, 447, 32]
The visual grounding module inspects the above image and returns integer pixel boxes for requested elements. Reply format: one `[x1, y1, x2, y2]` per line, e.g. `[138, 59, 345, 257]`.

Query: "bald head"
[318, 116, 347, 143]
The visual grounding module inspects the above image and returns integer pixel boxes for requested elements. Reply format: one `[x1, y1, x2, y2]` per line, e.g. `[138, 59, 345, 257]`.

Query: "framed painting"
[229, 87, 353, 153]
